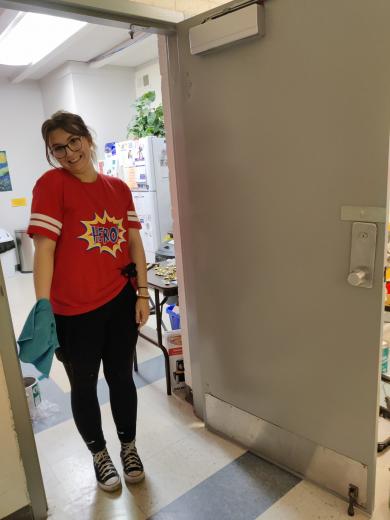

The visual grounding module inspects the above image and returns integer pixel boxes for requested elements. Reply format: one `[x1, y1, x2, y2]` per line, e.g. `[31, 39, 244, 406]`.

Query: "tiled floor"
[5, 272, 390, 519]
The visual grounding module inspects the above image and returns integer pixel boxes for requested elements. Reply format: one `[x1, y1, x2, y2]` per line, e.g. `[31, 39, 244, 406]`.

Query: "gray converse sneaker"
[93, 448, 121, 492]
[120, 440, 145, 483]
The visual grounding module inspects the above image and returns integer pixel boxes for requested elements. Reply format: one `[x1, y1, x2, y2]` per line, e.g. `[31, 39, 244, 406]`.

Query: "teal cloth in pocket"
[17, 299, 59, 379]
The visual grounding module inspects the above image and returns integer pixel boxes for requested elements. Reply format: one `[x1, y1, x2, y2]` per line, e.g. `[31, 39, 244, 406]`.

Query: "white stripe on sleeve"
[30, 213, 62, 229]
[29, 220, 61, 236]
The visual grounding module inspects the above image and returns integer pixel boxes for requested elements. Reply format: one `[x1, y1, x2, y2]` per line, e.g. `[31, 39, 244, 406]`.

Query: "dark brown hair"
[41, 111, 97, 167]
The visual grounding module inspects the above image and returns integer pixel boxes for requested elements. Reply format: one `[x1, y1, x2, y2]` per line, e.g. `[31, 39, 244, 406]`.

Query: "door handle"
[347, 269, 367, 287]
[347, 222, 377, 288]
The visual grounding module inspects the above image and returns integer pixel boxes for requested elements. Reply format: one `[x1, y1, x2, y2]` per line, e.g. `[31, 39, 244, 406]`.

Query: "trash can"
[15, 230, 34, 273]
[0, 228, 16, 278]
[23, 376, 41, 416]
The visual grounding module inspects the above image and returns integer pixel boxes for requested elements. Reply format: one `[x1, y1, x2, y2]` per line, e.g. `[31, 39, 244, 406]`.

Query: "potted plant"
[127, 90, 165, 139]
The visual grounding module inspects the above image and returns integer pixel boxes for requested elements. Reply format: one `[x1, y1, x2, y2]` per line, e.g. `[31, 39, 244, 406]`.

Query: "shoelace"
[94, 450, 117, 482]
[121, 443, 143, 472]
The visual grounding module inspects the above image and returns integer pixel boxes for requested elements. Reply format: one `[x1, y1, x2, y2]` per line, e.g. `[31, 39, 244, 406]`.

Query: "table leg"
[155, 288, 172, 395]
[133, 345, 138, 372]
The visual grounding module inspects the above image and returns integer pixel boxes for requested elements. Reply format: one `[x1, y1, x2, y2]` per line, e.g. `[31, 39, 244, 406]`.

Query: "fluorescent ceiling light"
[0, 12, 86, 66]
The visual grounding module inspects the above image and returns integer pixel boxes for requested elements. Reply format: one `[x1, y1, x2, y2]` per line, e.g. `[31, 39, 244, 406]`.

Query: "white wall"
[0, 80, 47, 240]
[135, 59, 162, 106]
[40, 65, 77, 116]
[0, 357, 30, 518]
[40, 62, 136, 160]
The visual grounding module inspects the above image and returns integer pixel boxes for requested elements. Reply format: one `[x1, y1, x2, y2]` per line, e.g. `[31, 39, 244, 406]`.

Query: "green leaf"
[142, 91, 156, 103]
[147, 112, 157, 125]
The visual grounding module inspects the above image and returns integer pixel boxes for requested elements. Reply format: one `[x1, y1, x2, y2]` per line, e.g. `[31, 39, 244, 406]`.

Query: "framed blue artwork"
[0, 150, 12, 192]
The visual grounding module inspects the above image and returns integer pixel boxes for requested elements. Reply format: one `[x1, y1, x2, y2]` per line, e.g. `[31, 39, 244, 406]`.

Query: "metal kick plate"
[205, 394, 368, 508]
[348, 222, 377, 288]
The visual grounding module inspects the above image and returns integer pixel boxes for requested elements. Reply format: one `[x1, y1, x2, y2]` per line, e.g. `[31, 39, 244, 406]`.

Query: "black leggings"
[54, 282, 138, 454]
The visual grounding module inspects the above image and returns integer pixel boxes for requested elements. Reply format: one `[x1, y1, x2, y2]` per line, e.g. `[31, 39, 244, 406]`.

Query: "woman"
[28, 111, 149, 492]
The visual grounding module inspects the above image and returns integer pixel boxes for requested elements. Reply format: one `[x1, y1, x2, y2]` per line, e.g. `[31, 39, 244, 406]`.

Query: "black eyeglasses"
[50, 136, 82, 159]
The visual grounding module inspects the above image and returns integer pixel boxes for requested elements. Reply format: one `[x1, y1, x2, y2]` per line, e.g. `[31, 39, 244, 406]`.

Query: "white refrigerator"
[115, 137, 172, 263]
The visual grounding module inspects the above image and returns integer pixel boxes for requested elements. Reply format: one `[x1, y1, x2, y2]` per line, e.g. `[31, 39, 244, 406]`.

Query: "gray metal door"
[165, 0, 390, 512]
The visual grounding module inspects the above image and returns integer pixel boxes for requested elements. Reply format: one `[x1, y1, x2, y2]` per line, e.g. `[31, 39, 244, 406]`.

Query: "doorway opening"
[0, 4, 197, 519]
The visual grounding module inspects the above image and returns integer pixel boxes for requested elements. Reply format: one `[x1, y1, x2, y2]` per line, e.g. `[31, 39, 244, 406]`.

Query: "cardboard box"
[163, 329, 186, 390]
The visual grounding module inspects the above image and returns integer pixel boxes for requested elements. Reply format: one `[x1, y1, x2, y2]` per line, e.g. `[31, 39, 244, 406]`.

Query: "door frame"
[0, 0, 181, 31]
[0, 265, 47, 519]
[157, 33, 203, 416]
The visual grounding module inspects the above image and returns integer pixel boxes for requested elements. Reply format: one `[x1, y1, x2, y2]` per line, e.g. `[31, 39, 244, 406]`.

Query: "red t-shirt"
[28, 168, 142, 316]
